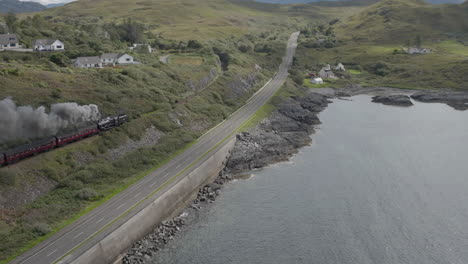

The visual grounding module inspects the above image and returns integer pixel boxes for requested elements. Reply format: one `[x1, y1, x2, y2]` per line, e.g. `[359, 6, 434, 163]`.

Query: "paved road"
[11, 31, 300, 264]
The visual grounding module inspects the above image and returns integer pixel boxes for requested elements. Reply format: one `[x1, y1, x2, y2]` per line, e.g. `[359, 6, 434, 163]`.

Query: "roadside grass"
[238, 103, 276, 132]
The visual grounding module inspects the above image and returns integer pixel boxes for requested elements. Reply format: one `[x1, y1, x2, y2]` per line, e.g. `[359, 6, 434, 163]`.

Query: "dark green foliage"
[4, 12, 18, 32]
[213, 47, 231, 71]
[187, 40, 203, 49]
[75, 188, 99, 201]
[367, 62, 391, 76]
[49, 53, 70, 67]
[32, 223, 51, 236]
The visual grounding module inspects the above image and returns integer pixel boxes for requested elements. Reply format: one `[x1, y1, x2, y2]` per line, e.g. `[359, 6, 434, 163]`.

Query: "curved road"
[11, 31, 299, 264]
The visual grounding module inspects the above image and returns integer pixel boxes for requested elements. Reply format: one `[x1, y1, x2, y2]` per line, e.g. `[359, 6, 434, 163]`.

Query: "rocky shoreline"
[122, 91, 332, 264]
[224, 92, 331, 174]
[122, 86, 468, 263]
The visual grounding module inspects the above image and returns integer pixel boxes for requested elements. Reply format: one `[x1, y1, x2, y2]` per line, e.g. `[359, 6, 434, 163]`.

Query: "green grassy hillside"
[337, 0, 468, 43]
[39, 0, 290, 40]
[292, 0, 468, 90]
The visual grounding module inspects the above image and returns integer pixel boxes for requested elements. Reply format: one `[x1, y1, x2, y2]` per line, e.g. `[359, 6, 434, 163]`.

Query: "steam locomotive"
[0, 114, 128, 167]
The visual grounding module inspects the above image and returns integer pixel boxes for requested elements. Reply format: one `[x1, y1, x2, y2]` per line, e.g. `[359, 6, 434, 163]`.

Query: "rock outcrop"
[371, 95, 413, 107]
[224, 92, 330, 174]
[411, 91, 468, 110]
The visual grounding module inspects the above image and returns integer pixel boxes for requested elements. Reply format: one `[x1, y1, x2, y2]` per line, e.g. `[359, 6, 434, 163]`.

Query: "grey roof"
[100, 53, 122, 60]
[74, 56, 102, 65]
[0, 34, 19, 45]
[33, 39, 59, 46]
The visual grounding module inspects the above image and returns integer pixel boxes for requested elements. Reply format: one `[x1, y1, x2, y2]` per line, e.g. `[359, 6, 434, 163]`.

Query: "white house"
[33, 39, 65, 51]
[0, 34, 20, 50]
[73, 56, 103, 68]
[403, 47, 432, 55]
[335, 63, 346, 71]
[311, 77, 324, 84]
[100, 53, 134, 66]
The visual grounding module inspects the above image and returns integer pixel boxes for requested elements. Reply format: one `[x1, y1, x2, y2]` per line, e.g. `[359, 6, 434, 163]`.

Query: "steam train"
[0, 114, 128, 167]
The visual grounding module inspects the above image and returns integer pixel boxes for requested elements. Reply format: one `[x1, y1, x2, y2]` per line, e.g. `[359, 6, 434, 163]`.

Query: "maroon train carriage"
[0, 114, 128, 167]
[3, 137, 57, 165]
[55, 125, 100, 146]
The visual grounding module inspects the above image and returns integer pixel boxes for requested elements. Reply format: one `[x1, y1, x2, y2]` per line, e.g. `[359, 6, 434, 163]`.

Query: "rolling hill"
[255, 0, 465, 4]
[40, 0, 291, 40]
[0, 0, 45, 13]
[336, 0, 468, 43]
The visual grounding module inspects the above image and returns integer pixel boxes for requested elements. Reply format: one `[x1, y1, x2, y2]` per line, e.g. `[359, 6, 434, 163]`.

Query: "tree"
[119, 18, 145, 43]
[4, 12, 18, 32]
[187, 40, 203, 49]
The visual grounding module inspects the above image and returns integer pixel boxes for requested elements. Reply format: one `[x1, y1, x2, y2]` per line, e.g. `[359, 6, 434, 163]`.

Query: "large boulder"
[371, 95, 413, 107]
[411, 92, 468, 110]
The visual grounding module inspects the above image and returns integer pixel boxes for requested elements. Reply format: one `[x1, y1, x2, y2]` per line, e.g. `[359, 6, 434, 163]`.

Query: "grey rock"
[411, 91, 468, 110]
[372, 95, 413, 107]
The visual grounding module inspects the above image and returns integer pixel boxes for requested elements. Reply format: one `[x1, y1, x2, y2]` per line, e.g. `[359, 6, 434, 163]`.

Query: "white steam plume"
[0, 98, 101, 143]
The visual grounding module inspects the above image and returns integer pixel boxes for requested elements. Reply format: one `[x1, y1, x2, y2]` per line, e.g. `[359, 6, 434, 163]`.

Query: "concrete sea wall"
[68, 138, 236, 264]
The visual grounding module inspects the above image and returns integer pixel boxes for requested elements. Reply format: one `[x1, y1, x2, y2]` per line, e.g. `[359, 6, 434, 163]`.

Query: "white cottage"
[311, 77, 324, 84]
[100, 53, 134, 66]
[33, 39, 65, 51]
[73, 56, 103, 68]
[0, 34, 20, 49]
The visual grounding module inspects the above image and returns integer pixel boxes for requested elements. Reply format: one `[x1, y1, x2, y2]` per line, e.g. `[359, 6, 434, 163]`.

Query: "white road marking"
[73, 232, 83, 239]
[134, 192, 141, 198]
[46, 249, 57, 257]
[96, 218, 104, 224]
[117, 203, 126, 210]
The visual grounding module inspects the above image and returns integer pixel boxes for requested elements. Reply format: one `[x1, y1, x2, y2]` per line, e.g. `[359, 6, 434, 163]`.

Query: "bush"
[58, 179, 84, 190]
[32, 223, 51, 236]
[75, 188, 99, 201]
[49, 53, 70, 67]
[367, 62, 391, 76]
[187, 40, 203, 49]
[238, 44, 252, 53]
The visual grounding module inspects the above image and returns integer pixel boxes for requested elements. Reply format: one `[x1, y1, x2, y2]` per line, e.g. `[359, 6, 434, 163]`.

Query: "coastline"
[122, 86, 468, 263]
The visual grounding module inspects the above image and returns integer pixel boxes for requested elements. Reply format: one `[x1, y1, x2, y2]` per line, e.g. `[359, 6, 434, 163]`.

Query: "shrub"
[187, 40, 203, 49]
[49, 53, 70, 67]
[32, 223, 51, 236]
[367, 62, 391, 76]
[75, 188, 99, 201]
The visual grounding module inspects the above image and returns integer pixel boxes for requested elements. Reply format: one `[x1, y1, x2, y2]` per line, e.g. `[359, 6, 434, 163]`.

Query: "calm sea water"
[153, 95, 468, 264]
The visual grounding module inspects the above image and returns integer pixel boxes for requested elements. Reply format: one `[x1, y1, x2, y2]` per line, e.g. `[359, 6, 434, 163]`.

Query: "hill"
[255, 0, 465, 4]
[40, 0, 291, 40]
[336, 0, 468, 43]
[0, 0, 45, 13]
[293, 0, 468, 91]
